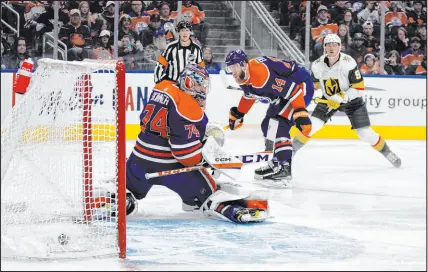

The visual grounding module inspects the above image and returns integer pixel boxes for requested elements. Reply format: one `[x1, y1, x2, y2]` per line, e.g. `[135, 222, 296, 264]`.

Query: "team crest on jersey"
[323, 78, 342, 96]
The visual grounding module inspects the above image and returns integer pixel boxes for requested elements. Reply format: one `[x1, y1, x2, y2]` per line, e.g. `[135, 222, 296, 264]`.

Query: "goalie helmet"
[178, 64, 210, 108]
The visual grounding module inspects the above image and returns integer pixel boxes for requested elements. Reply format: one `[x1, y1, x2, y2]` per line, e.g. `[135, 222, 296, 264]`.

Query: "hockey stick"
[145, 165, 204, 179]
[145, 151, 273, 179]
[221, 70, 329, 104]
[219, 69, 241, 91]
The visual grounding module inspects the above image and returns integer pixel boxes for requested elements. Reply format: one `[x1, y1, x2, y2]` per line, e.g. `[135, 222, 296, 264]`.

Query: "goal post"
[1, 59, 127, 259]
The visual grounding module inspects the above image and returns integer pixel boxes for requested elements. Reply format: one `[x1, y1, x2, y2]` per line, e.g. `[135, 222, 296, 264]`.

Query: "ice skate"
[254, 161, 292, 188]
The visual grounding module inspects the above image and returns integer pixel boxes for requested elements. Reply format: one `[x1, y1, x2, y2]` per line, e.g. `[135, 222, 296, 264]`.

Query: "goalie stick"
[145, 151, 273, 179]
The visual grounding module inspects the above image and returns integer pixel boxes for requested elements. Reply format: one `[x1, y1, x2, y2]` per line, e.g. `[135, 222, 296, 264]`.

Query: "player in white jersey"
[292, 34, 401, 168]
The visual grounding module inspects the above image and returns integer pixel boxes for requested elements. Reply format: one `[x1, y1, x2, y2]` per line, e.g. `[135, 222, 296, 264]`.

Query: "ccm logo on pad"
[215, 158, 231, 162]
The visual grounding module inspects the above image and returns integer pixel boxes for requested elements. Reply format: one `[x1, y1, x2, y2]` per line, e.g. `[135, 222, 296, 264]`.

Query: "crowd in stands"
[274, 0, 427, 75]
[1, 0, 221, 71]
[1, 1, 426, 76]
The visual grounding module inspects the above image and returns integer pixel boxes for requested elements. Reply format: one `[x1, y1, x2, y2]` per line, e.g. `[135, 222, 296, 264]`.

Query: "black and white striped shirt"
[154, 39, 205, 83]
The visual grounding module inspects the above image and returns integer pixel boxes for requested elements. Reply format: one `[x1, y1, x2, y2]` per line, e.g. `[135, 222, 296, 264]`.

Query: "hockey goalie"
[120, 64, 270, 223]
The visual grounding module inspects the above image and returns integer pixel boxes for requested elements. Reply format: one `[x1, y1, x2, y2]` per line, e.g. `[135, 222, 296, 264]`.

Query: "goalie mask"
[179, 64, 210, 108]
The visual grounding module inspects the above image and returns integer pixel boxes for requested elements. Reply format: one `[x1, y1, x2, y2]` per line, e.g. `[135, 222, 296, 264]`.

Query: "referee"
[154, 21, 205, 83]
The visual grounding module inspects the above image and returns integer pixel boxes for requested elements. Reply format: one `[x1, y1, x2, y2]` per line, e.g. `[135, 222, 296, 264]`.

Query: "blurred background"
[1, 0, 426, 75]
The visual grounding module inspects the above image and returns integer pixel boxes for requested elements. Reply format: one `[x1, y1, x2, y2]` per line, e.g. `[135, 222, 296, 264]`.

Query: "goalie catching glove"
[293, 109, 312, 137]
[229, 106, 245, 130]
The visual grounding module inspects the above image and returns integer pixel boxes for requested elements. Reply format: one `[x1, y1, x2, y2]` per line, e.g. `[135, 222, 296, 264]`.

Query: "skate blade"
[255, 178, 292, 189]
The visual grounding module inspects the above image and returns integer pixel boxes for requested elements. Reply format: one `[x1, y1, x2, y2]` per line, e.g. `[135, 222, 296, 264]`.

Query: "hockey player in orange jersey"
[225, 49, 314, 187]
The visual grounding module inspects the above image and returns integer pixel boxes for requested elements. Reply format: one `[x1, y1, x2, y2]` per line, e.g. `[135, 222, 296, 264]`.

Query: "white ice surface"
[2, 129, 426, 271]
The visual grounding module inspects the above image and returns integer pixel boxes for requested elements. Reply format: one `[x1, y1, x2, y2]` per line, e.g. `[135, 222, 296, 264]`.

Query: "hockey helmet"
[225, 49, 248, 71]
[176, 20, 192, 32]
[323, 33, 341, 47]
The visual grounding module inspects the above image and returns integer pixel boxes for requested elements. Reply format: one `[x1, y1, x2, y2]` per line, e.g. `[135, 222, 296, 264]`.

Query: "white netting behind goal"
[1, 59, 125, 259]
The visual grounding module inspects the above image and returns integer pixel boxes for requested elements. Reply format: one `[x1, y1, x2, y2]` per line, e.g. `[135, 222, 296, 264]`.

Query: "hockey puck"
[58, 233, 70, 245]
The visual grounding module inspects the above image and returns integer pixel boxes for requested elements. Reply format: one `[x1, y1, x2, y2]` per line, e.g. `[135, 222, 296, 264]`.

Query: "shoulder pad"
[340, 54, 358, 70]
[247, 59, 270, 88]
[154, 81, 204, 122]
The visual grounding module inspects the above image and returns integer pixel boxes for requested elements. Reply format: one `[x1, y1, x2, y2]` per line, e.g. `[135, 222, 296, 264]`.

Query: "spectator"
[351, 1, 364, 14]
[202, 47, 221, 73]
[79, 1, 96, 27]
[337, 24, 352, 53]
[159, 2, 177, 41]
[145, 1, 161, 14]
[357, 1, 380, 25]
[120, 0, 134, 14]
[89, 0, 106, 18]
[385, 1, 408, 35]
[159, 2, 177, 25]
[142, 28, 167, 69]
[344, 1, 353, 10]
[128, 1, 151, 35]
[415, 54, 427, 75]
[101, 1, 116, 32]
[406, 0, 427, 34]
[181, 0, 209, 47]
[118, 34, 137, 69]
[190, 32, 201, 46]
[340, 9, 362, 37]
[1, 42, 6, 70]
[384, 50, 405, 75]
[401, 36, 425, 71]
[360, 53, 379, 74]
[88, 15, 109, 46]
[33, 1, 69, 35]
[311, 5, 338, 59]
[331, 1, 348, 23]
[2, 37, 30, 69]
[0, 26, 12, 56]
[362, 21, 379, 52]
[416, 23, 427, 49]
[92, 29, 113, 60]
[392, 27, 410, 54]
[59, 9, 92, 61]
[287, 1, 305, 41]
[118, 14, 143, 51]
[22, 1, 46, 49]
[141, 13, 162, 47]
[348, 32, 368, 65]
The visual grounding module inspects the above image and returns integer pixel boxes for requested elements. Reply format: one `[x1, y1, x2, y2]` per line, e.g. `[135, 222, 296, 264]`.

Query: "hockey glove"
[229, 107, 245, 130]
[293, 109, 312, 137]
[327, 92, 347, 110]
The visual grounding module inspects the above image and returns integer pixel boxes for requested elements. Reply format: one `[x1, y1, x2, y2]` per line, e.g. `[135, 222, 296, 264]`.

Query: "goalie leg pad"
[202, 136, 243, 180]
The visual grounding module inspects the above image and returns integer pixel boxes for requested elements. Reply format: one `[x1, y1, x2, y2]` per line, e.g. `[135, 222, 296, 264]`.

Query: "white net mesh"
[1, 59, 124, 259]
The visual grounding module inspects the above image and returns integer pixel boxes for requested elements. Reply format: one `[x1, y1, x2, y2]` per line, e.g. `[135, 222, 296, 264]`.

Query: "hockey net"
[1, 59, 126, 259]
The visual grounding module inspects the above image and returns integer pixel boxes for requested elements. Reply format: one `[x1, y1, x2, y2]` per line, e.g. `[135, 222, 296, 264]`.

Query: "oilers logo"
[245, 94, 272, 104]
